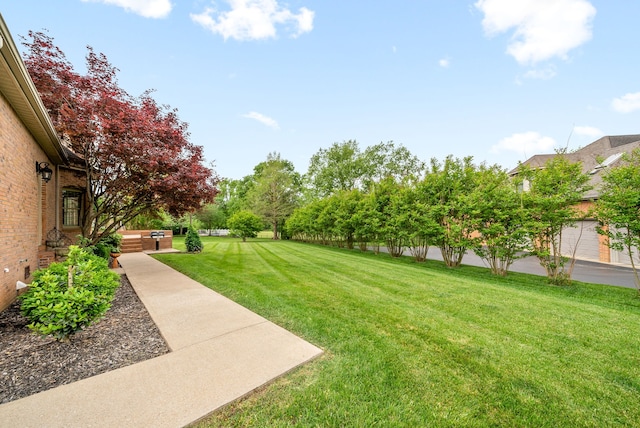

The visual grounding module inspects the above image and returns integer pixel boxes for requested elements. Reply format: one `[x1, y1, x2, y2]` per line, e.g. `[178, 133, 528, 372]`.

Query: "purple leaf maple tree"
[22, 31, 218, 244]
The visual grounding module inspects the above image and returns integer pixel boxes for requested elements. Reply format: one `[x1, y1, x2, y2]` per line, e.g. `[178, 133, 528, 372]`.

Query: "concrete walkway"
[0, 252, 323, 427]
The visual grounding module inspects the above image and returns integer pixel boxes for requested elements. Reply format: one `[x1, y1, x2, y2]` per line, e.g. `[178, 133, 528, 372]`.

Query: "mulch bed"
[0, 275, 170, 404]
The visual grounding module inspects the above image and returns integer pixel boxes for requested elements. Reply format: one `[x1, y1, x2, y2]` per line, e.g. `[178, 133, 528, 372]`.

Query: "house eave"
[0, 14, 66, 165]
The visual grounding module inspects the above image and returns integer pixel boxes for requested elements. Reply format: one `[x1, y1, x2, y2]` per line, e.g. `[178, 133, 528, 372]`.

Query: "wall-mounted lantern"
[36, 161, 53, 183]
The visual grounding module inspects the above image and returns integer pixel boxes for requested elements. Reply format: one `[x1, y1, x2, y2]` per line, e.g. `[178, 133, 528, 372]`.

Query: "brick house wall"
[0, 90, 55, 311]
[1, 14, 71, 311]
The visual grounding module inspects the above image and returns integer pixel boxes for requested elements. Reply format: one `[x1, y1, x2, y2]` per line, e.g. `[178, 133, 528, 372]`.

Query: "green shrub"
[227, 210, 264, 242]
[185, 226, 203, 253]
[100, 233, 122, 253]
[20, 246, 120, 341]
[77, 233, 122, 260]
[93, 242, 111, 260]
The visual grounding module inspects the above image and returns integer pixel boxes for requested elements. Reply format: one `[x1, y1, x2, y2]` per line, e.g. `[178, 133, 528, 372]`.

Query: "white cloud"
[522, 65, 557, 80]
[491, 131, 556, 154]
[475, 0, 596, 65]
[190, 0, 315, 41]
[611, 92, 640, 113]
[243, 111, 279, 129]
[573, 125, 603, 139]
[438, 58, 450, 68]
[81, 0, 172, 18]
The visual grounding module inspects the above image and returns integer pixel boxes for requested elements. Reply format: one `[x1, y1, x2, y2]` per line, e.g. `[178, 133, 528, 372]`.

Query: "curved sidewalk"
[0, 252, 323, 427]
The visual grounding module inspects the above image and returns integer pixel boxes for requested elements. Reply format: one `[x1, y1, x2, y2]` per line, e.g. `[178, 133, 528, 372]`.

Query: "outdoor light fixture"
[36, 161, 53, 183]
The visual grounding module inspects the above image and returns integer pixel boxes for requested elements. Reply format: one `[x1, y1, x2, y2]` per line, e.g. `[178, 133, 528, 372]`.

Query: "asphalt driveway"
[381, 246, 638, 289]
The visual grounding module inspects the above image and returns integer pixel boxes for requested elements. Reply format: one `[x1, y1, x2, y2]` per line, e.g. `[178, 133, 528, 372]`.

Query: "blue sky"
[3, 1, 640, 179]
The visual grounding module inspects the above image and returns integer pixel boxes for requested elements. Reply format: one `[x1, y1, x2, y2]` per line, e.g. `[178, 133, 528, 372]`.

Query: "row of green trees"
[286, 155, 594, 284]
[195, 141, 424, 237]
[191, 140, 640, 291]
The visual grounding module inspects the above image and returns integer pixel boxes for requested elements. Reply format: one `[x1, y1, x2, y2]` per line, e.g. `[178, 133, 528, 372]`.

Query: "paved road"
[381, 246, 638, 289]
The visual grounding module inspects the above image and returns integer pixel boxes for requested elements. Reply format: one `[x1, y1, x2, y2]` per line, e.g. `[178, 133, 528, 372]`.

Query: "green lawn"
[156, 237, 640, 427]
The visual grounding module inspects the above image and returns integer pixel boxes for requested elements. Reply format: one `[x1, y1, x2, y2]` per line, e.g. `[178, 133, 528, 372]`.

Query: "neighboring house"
[0, 15, 86, 311]
[515, 134, 640, 266]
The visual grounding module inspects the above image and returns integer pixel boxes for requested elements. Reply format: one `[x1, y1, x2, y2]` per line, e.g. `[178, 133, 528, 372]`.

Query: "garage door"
[560, 220, 600, 262]
[609, 227, 639, 267]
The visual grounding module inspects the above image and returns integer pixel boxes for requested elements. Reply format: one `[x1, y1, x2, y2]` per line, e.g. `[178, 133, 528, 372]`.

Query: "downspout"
[55, 164, 60, 230]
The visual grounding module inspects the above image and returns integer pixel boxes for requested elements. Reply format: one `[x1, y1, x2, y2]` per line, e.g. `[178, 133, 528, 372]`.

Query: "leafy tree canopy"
[595, 148, 640, 291]
[246, 152, 301, 239]
[227, 210, 264, 242]
[305, 140, 423, 199]
[22, 30, 218, 244]
[518, 153, 592, 284]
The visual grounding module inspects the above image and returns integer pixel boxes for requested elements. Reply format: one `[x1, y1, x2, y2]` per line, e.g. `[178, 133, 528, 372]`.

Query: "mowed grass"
[155, 237, 640, 427]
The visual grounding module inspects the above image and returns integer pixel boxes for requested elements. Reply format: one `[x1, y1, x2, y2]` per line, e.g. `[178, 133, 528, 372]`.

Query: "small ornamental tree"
[290, 199, 327, 244]
[284, 207, 305, 242]
[227, 211, 264, 242]
[319, 196, 342, 246]
[247, 153, 300, 240]
[22, 31, 218, 245]
[468, 165, 529, 276]
[519, 154, 592, 285]
[399, 185, 439, 262]
[284, 203, 314, 242]
[185, 226, 203, 253]
[369, 178, 407, 257]
[420, 156, 480, 268]
[333, 190, 363, 250]
[595, 149, 640, 292]
[354, 192, 383, 253]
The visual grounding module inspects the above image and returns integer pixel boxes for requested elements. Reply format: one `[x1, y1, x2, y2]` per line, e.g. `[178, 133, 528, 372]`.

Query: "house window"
[62, 190, 82, 227]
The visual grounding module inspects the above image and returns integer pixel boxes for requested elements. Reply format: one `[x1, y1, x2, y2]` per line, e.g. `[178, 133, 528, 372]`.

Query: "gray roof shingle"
[512, 134, 640, 199]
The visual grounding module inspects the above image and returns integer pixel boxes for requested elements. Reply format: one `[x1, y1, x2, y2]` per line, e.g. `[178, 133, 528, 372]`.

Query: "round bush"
[20, 246, 120, 341]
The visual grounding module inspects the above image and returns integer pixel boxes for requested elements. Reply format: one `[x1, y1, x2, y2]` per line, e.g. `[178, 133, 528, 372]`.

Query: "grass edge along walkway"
[156, 238, 640, 427]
